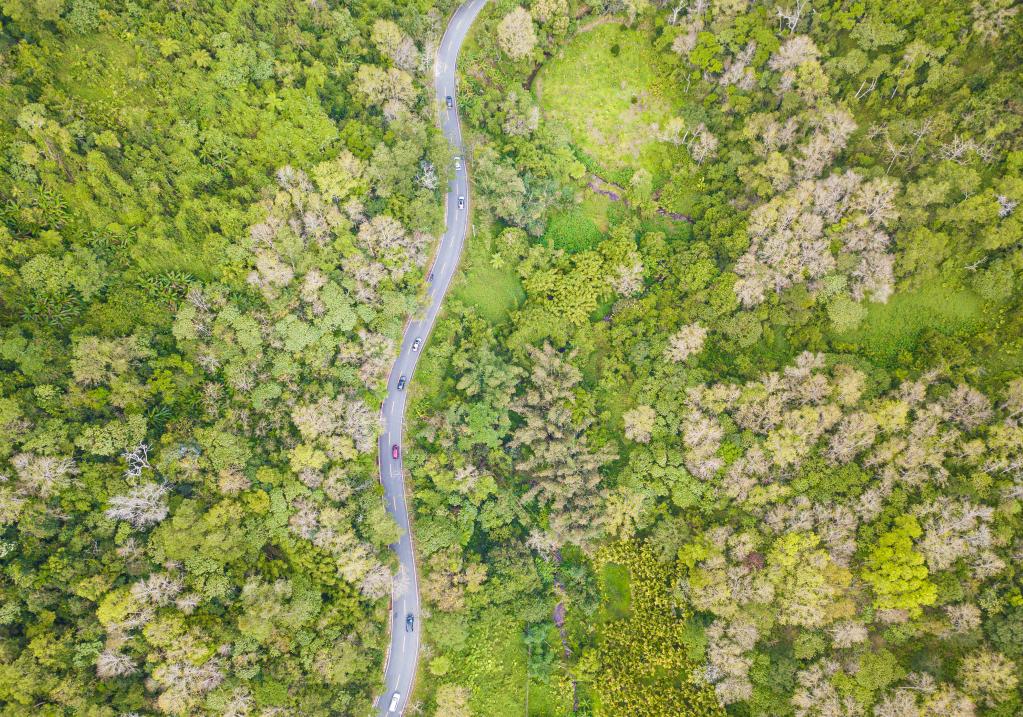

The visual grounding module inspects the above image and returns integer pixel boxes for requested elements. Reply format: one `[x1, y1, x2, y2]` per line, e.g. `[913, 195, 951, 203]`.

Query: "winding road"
[375, 0, 488, 714]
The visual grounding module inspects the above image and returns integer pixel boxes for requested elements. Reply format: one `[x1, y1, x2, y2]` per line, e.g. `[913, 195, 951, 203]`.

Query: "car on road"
[411, 338, 422, 352]
[453, 155, 462, 171]
[396, 375, 407, 390]
[406, 613, 414, 632]
[391, 444, 400, 460]
[457, 196, 465, 210]
[388, 692, 401, 712]
[445, 95, 453, 108]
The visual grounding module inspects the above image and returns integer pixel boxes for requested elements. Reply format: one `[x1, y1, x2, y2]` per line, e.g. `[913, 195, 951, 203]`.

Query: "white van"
[388, 692, 401, 712]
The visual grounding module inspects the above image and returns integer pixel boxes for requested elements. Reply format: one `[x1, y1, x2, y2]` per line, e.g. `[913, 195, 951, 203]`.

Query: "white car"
[457, 196, 465, 210]
[388, 692, 401, 712]
[411, 338, 422, 352]
[454, 156, 462, 171]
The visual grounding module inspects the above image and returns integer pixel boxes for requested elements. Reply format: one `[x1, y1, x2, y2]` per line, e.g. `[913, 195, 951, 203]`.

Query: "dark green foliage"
[545, 209, 604, 253]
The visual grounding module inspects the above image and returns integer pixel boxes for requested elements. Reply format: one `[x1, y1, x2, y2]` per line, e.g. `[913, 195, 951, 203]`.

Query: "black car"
[405, 613, 414, 632]
[396, 375, 407, 390]
[445, 96, 453, 108]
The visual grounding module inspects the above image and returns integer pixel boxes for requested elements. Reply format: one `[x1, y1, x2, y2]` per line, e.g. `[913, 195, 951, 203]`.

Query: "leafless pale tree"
[131, 573, 184, 606]
[776, 1, 809, 33]
[122, 442, 151, 479]
[106, 482, 169, 529]
[417, 160, 438, 190]
[96, 649, 138, 679]
[11, 453, 77, 498]
[665, 322, 708, 363]
[938, 135, 975, 164]
[997, 194, 1017, 217]
[830, 620, 868, 649]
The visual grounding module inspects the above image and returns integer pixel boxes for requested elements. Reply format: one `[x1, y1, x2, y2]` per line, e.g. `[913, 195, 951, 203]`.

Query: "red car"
[391, 444, 400, 460]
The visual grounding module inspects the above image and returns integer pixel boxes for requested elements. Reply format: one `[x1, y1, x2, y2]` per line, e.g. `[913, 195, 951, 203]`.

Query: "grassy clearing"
[419, 609, 573, 717]
[56, 35, 151, 107]
[452, 227, 526, 324]
[539, 24, 680, 180]
[830, 284, 988, 364]
[976, 310, 1023, 379]
[579, 193, 613, 232]
[599, 562, 632, 623]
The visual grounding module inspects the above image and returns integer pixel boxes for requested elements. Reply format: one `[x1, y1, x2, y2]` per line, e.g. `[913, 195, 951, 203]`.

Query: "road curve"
[376, 1, 488, 714]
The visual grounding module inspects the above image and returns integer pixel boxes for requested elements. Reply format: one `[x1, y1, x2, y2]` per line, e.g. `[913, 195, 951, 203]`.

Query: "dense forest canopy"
[0, 0, 455, 713]
[3, 0, 1023, 716]
[405, 0, 1023, 716]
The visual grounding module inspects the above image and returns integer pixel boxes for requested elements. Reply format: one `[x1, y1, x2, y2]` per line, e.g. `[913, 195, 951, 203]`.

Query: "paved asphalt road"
[375, 0, 488, 714]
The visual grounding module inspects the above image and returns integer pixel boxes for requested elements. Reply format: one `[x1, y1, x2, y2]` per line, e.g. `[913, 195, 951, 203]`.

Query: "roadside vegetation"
[452, 222, 527, 322]
[410, 0, 1023, 716]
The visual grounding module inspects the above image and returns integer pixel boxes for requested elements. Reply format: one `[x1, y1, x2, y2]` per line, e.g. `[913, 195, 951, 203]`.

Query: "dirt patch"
[576, 14, 626, 33]
[524, 50, 551, 92]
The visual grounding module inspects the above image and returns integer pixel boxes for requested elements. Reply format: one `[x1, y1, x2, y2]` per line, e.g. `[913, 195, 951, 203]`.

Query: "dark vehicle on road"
[396, 375, 407, 390]
[406, 613, 414, 632]
[445, 95, 453, 108]
[391, 444, 400, 459]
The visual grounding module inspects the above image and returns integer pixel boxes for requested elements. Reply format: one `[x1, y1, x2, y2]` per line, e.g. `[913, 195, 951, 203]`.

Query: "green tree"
[861, 515, 937, 617]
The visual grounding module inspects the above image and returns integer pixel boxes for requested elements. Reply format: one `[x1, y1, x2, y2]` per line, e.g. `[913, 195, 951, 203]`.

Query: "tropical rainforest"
[406, 0, 1023, 716]
[0, 0, 454, 714]
[2, 0, 1023, 717]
